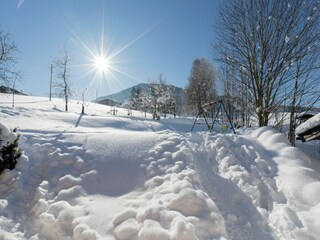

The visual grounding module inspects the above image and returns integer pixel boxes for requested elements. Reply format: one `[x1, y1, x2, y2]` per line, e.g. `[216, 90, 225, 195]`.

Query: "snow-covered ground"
[0, 94, 319, 240]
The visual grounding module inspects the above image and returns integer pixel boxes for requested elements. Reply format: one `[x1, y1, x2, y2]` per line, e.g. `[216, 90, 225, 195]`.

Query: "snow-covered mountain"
[0, 94, 320, 240]
[0, 85, 26, 95]
[95, 83, 184, 104]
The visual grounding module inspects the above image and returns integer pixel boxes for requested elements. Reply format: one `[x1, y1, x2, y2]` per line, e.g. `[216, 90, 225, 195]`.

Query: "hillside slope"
[95, 83, 183, 104]
[0, 95, 319, 240]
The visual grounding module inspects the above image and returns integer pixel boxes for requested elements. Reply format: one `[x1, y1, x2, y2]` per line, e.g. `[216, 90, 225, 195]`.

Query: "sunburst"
[93, 55, 110, 74]
[67, 6, 162, 99]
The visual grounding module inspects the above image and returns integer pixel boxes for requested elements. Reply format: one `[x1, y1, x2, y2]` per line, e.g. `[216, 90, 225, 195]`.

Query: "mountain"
[95, 83, 184, 105]
[0, 85, 26, 95]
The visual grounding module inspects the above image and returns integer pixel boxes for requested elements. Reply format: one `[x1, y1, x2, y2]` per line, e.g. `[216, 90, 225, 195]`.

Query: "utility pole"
[49, 64, 53, 101]
[12, 76, 16, 108]
[82, 88, 87, 114]
[12, 72, 17, 108]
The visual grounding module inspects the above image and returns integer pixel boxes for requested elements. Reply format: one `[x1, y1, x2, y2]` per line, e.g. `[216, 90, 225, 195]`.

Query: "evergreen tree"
[0, 128, 22, 174]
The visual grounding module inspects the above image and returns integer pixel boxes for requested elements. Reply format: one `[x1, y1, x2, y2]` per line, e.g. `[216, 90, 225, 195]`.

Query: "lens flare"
[17, 0, 25, 8]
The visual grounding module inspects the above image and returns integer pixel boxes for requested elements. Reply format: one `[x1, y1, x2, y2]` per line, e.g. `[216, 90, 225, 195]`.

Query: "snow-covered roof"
[296, 111, 318, 119]
[296, 113, 320, 134]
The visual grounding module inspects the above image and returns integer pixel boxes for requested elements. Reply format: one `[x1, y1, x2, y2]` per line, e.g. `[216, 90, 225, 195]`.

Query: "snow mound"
[251, 127, 320, 239]
[1, 95, 320, 240]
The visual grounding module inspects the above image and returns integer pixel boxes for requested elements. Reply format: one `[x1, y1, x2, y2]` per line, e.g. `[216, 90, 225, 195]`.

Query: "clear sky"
[1, 0, 219, 100]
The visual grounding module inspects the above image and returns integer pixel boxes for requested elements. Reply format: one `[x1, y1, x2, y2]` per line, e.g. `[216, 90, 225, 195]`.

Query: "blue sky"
[1, 0, 219, 100]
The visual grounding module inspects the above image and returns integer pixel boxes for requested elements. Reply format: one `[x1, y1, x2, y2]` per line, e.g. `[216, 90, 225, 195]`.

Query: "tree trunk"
[257, 110, 264, 127]
[262, 111, 269, 127]
[288, 74, 299, 146]
[288, 110, 296, 147]
[153, 102, 157, 120]
[65, 95, 68, 112]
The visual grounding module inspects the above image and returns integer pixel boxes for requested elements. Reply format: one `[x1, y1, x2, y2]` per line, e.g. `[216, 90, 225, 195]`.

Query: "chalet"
[296, 111, 317, 124]
[296, 113, 320, 142]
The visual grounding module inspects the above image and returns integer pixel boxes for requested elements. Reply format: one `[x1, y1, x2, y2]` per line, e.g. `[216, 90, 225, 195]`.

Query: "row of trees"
[181, 0, 320, 146]
[0, 25, 72, 112]
[214, 0, 320, 145]
[126, 58, 218, 121]
[3, 0, 320, 147]
[0, 26, 181, 119]
[129, 74, 181, 119]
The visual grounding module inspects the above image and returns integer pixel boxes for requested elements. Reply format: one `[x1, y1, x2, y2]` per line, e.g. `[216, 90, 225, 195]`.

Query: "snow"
[285, 35, 290, 43]
[0, 94, 320, 240]
[296, 113, 320, 134]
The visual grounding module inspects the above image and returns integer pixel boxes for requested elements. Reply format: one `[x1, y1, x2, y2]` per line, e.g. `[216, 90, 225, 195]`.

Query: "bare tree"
[130, 87, 143, 110]
[138, 89, 152, 118]
[130, 82, 181, 118]
[149, 74, 166, 120]
[214, 0, 320, 127]
[221, 64, 237, 123]
[159, 85, 176, 118]
[53, 48, 72, 112]
[287, 53, 320, 146]
[130, 86, 151, 117]
[0, 27, 20, 88]
[185, 58, 217, 114]
[221, 62, 254, 127]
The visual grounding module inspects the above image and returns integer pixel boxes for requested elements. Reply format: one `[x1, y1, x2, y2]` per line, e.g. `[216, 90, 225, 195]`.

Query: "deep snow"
[0, 94, 319, 240]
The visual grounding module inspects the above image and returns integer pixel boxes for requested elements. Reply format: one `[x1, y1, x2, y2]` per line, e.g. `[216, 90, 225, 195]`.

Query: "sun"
[94, 56, 109, 73]
[67, 7, 161, 98]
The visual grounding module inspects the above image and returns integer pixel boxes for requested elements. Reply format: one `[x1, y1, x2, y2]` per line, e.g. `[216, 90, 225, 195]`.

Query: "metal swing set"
[191, 99, 236, 134]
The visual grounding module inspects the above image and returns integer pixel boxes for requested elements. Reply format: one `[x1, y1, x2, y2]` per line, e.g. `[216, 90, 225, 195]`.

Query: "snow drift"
[0, 94, 319, 240]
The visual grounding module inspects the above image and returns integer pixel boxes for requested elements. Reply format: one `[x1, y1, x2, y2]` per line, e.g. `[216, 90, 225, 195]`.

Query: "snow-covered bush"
[0, 122, 22, 174]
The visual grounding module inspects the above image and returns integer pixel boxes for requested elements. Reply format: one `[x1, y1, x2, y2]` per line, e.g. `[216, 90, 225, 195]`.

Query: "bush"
[0, 125, 22, 174]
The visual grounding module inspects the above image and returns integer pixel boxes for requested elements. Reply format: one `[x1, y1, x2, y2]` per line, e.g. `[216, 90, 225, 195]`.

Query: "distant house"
[296, 113, 320, 142]
[96, 98, 120, 107]
[296, 111, 317, 124]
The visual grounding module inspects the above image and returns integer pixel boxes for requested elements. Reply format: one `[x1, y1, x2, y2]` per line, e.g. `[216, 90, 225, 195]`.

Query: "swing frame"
[191, 99, 236, 134]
